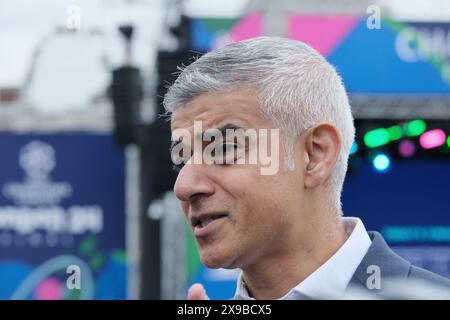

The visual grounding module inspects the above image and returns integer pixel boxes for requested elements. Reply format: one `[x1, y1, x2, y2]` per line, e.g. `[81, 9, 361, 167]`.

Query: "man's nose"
[173, 163, 215, 202]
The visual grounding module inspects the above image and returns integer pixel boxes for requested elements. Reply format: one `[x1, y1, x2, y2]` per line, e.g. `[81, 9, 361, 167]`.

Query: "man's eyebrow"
[170, 123, 246, 150]
[201, 123, 245, 139]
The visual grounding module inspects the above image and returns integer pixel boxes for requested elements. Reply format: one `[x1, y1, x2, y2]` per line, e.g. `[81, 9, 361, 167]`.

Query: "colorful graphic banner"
[0, 133, 126, 300]
[191, 14, 450, 94]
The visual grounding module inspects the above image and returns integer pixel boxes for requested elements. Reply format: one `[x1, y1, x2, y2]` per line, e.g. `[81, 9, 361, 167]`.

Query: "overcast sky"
[2, 0, 450, 87]
[1, 0, 450, 112]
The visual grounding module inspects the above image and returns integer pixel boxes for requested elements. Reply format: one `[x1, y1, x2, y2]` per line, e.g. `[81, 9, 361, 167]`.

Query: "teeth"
[200, 218, 213, 228]
[195, 215, 227, 230]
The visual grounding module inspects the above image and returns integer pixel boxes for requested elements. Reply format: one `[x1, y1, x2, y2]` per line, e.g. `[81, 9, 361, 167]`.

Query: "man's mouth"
[191, 213, 229, 237]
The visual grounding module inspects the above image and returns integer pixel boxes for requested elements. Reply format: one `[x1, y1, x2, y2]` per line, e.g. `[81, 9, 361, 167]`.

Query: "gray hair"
[164, 36, 355, 211]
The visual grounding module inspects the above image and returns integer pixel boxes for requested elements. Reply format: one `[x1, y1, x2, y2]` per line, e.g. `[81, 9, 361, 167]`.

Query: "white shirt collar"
[233, 217, 371, 300]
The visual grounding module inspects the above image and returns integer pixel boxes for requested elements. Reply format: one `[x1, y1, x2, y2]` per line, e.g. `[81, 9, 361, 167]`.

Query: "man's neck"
[241, 216, 348, 300]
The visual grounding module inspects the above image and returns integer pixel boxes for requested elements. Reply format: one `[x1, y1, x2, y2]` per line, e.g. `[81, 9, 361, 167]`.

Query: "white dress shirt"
[233, 217, 372, 300]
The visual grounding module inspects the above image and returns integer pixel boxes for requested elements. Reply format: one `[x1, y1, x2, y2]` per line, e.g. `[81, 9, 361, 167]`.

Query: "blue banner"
[0, 133, 126, 300]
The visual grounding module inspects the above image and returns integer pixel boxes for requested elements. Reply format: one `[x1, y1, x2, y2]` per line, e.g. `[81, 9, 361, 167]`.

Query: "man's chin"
[200, 256, 228, 269]
[199, 249, 237, 269]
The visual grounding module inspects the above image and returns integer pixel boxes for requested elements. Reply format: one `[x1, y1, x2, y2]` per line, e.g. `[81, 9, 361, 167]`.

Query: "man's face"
[171, 90, 307, 269]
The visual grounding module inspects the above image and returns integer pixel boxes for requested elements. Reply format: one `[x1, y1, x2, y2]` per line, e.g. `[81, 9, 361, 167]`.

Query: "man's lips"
[190, 212, 229, 229]
[190, 212, 229, 237]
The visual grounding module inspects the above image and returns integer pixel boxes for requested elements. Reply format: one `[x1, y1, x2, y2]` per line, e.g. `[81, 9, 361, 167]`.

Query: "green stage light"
[388, 125, 403, 141]
[364, 128, 390, 148]
[405, 119, 426, 137]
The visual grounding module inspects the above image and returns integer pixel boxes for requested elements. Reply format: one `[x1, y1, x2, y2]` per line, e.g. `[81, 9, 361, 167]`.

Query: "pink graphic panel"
[230, 12, 263, 41]
[215, 13, 263, 48]
[288, 15, 360, 56]
[34, 277, 64, 300]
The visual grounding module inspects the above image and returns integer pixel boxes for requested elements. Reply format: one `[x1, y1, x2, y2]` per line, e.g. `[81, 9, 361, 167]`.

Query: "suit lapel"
[347, 231, 411, 291]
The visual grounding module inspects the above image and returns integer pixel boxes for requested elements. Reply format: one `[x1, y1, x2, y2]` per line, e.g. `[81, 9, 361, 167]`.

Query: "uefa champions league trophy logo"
[2, 140, 72, 206]
[19, 141, 56, 182]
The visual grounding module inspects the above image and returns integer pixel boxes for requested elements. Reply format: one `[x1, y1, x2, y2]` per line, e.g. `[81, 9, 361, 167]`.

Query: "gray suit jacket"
[346, 231, 450, 297]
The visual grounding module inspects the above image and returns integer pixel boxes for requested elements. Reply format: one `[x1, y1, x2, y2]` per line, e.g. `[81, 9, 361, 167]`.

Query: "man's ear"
[303, 123, 342, 189]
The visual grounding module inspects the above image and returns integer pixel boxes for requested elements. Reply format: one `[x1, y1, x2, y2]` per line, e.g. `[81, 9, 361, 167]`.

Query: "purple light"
[398, 139, 416, 157]
[419, 129, 446, 149]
